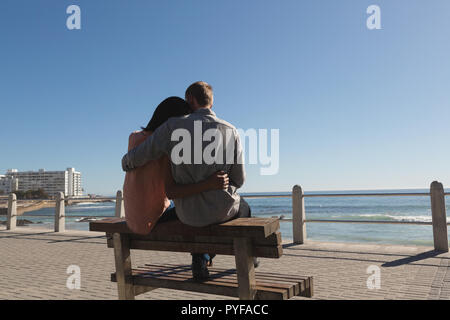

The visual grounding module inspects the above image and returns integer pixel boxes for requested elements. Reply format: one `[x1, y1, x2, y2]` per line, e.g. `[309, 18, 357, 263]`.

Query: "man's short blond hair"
[185, 81, 214, 107]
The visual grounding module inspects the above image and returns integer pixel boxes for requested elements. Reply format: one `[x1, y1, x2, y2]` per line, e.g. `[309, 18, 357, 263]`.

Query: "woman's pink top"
[123, 131, 171, 235]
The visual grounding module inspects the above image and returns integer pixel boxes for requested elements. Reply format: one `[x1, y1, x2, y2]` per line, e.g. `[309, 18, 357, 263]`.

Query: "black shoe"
[207, 253, 216, 267]
[192, 254, 210, 281]
[253, 258, 260, 268]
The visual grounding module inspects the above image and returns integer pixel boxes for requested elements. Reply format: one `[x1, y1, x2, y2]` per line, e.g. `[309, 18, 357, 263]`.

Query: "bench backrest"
[90, 218, 283, 258]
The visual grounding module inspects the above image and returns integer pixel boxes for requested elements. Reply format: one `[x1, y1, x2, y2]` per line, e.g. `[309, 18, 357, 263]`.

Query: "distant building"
[0, 175, 18, 194]
[67, 168, 82, 197]
[2, 168, 83, 197]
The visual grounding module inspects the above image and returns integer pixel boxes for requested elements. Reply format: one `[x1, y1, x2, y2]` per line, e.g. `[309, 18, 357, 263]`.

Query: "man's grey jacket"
[122, 107, 245, 227]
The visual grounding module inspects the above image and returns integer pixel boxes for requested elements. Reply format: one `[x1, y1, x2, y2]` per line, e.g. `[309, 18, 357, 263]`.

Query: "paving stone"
[1, 227, 449, 300]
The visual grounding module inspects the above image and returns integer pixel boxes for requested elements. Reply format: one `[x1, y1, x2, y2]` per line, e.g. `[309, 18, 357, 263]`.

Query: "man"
[121, 81, 252, 280]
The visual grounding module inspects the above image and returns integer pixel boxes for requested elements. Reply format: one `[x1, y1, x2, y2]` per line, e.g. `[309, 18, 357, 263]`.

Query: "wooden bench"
[90, 217, 313, 300]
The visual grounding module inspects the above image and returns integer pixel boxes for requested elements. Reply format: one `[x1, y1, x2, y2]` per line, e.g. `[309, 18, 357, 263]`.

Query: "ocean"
[10, 189, 450, 246]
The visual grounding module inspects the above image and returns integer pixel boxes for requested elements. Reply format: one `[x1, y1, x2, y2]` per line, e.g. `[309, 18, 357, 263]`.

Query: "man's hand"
[122, 153, 132, 172]
[204, 171, 229, 190]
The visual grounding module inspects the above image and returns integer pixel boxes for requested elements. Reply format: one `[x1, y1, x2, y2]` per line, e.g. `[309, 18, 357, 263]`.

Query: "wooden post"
[7, 193, 17, 230]
[113, 233, 135, 300]
[430, 181, 448, 252]
[292, 185, 306, 244]
[233, 237, 256, 300]
[55, 192, 65, 232]
[115, 190, 125, 218]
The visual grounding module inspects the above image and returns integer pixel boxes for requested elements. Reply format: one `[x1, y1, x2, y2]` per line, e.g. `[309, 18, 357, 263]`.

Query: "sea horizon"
[6, 187, 448, 247]
[94, 187, 449, 198]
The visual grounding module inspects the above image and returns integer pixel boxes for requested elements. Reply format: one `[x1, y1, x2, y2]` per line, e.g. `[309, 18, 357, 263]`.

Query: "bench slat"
[110, 263, 312, 299]
[141, 264, 312, 297]
[143, 263, 314, 298]
[134, 265, 297, 297]
[112, 271, 287, 300]
[90, 217, 280, 239]
[105, 238, 283, 258]
[127, 231, 282, 247]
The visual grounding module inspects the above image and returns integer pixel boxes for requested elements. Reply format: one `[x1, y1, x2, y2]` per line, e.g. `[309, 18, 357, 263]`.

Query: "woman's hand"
[205, 171, 229, 190]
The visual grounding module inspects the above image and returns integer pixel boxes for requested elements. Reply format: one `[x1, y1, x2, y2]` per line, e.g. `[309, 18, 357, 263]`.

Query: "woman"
[123, 96, 229, 235]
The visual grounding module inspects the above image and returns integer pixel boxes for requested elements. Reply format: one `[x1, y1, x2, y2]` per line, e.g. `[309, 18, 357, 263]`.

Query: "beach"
[0, 198, 114, 217]
[0, 200, 54, 216]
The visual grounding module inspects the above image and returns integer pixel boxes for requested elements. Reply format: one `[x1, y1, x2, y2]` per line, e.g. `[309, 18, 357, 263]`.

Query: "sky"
[1, 0, 450, 195]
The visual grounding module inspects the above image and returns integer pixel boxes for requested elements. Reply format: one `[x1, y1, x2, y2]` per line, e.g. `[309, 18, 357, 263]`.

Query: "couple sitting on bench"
[121, 81, 257, 281]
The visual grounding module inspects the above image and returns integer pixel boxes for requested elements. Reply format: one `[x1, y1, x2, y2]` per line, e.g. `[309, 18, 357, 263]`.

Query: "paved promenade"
[0, 226, 449, 300]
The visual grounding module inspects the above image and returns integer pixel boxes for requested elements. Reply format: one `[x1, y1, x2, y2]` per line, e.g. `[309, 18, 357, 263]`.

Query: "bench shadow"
[136, 264, 237, 281]
[381, 250, 442, 267]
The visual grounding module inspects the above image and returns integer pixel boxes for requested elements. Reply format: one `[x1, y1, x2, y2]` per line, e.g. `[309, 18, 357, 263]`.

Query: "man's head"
[185, 81, 214, 110]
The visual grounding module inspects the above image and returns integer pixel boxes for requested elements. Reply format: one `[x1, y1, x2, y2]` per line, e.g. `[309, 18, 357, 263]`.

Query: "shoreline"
[0, 200, 55, 216]
[0, 199, 114, 216]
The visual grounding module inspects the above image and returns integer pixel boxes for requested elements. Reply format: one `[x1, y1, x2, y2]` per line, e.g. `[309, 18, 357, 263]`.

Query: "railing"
[205, 182, 449, 252]
[1, 191, 122, 232]
[289, 181, 449, 252]
[2, 182, 449, 252]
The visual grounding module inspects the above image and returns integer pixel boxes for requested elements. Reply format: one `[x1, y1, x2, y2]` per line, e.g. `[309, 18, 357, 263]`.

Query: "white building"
[67, 168, 82, 197]
[0, 175, 18, 194]
[3, 168, 83, 197]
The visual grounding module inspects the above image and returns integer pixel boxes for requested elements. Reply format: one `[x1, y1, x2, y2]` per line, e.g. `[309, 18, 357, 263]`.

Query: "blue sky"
[1, 1, 450, 195]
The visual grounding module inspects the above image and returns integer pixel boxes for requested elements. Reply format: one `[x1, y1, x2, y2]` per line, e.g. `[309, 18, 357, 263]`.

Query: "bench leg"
[133, 285, 157, 296]
[233, 238, 257, 300]
[306, 277, 314, 298]
[113, 233, 135, 300]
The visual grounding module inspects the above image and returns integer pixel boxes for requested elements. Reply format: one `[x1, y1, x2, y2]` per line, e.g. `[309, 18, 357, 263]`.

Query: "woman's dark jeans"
[157, 198, 252, 266]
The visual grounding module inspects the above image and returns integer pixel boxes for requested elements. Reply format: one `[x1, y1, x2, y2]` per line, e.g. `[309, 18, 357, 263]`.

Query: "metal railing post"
[115, 190, 125, 218]
[55, 192, 65, 232]
[430, 181, 448, 252]
[292, 185, 306, 244]
[7, 193, 17, 230]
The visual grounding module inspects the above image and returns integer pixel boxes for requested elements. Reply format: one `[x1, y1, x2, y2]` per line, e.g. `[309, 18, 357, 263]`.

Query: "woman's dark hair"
[142, 96, 191, 132]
